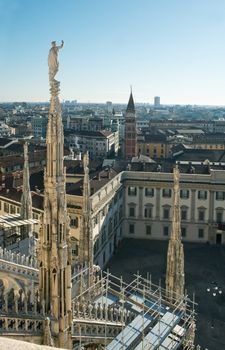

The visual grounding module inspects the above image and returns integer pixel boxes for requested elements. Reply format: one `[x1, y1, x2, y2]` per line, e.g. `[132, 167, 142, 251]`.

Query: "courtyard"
[107, 239, 225, 350]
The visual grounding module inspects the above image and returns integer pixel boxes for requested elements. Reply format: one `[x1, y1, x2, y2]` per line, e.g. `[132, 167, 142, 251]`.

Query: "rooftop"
[0, 338, 66, 350]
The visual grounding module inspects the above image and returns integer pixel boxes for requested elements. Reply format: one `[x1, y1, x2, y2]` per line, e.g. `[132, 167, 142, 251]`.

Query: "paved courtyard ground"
[107, 239, 225, 350]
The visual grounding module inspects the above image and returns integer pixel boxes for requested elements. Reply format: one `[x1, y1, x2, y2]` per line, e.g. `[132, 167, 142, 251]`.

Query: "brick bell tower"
[124, 88, 137, 160]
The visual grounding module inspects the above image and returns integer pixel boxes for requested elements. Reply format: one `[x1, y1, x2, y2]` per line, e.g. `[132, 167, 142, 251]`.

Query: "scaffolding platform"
[72, 269, 196, 350]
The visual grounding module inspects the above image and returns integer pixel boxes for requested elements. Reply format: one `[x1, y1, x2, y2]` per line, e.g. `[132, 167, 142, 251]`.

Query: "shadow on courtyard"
[107, 238, 225, 350]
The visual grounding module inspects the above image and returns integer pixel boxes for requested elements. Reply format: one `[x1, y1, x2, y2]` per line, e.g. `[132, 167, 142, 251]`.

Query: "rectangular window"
[198, 228, 204, 238]
[144, 207, 152, 218]
[4, 202, 9, 213]
[198, 210, 205, 221]
[198, 191, 207, 200]
[163, 226, 169, 236]
[10, 205, 16, 214]
[181, 227, 186, 237]
[163, 208, 170, 219]
[146, 225, 151, 235]
[216, 212, 223, 223]
[129, 207, 135, 217]
[145, 188, 154, 197]
[216, 191, 225, 200]
[70, 217, 78, 228]
[129, 224, 135, 234]
[181, 209, 187, 221]
[180, 190, 189, 199]
[128, 186, 137, 196]
[162, 189, 172, 198]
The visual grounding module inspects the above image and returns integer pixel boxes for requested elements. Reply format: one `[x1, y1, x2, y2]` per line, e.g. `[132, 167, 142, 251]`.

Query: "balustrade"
[0, 316, 44, 334]
[0, 247, 38, 269]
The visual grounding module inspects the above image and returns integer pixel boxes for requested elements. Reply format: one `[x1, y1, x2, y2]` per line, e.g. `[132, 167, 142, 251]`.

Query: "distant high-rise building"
[106, 101, 113, 113]
[124, 90, 137, 160]
[154, 96, 160, 107]
[31, 115, 48, 138]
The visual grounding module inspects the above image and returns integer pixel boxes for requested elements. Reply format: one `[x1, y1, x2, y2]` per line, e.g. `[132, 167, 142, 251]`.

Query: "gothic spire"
[79, 152, 93, 285]
[165, 166, 185, 302]
[20, 142, 33, 241]
[38, 41, 72, 349]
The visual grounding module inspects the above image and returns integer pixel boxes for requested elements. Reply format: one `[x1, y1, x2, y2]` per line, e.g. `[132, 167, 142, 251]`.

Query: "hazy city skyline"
[1, 0, 225, 105]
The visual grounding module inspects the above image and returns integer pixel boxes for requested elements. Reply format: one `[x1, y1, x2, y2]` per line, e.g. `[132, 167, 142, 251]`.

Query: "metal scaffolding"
[71, 267, 196, 350]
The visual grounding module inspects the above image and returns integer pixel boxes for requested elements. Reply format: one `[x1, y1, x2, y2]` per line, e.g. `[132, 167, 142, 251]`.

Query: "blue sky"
[1, 0, 225, 105]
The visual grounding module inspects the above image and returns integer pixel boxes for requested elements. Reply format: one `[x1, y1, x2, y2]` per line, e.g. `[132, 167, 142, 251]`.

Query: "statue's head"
[51, 41, 56, 47]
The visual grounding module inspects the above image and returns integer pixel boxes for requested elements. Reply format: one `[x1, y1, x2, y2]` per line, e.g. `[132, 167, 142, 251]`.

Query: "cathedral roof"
[0, 337, 65, 350]
[126, 91, 135, 113]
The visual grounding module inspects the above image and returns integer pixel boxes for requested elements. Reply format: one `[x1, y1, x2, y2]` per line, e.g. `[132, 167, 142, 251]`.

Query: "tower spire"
[79, 152, 93, 265]
[20, 142, 32, 240]
[165, 166, 185, 302]
[38, 41, 72, 349]
[126, 88, 135, 113]
[78, 152, 93, 289]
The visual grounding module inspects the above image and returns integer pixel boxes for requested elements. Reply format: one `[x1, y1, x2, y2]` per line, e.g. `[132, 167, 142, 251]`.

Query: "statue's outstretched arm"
[57, 40, 64, 50]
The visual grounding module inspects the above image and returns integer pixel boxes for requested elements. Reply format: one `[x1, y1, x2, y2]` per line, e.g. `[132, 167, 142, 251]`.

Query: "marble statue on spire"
[48, 40, 64, 82]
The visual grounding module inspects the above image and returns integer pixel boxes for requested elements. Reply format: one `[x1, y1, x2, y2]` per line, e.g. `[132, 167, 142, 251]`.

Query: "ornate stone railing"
[72, 319, 122, 340]
[0, 315, 44, 335]
[0, 247, 38, 269]
[72, 300, 134, 325]
[0, 259, 38, 280]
